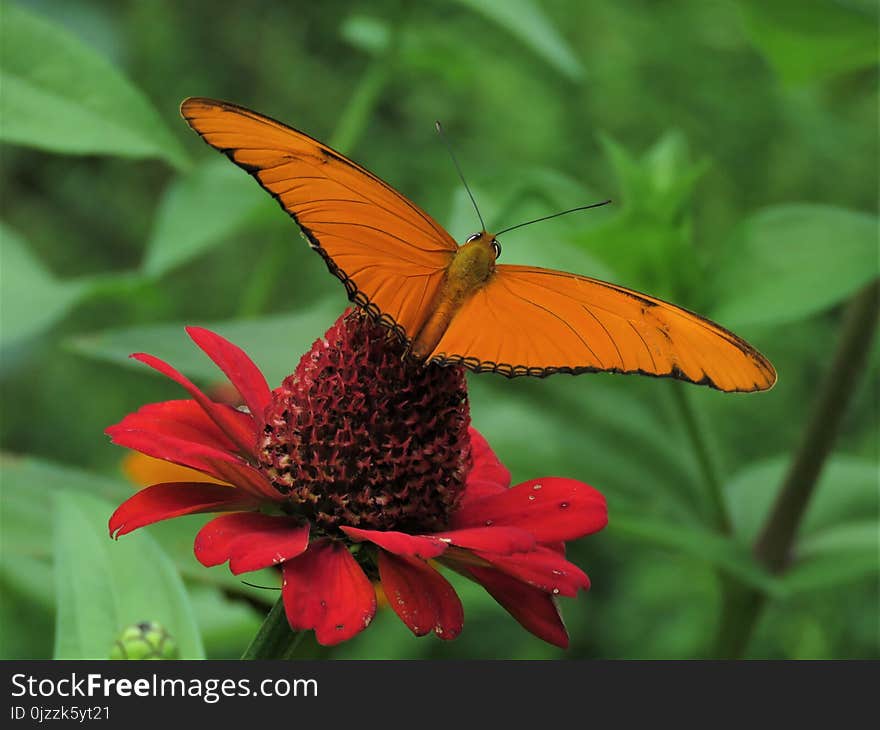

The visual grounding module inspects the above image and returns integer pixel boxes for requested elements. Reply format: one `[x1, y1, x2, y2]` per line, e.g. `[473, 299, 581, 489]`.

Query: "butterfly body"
[411, 232, 499, 359]
[180, 97, 776, 392]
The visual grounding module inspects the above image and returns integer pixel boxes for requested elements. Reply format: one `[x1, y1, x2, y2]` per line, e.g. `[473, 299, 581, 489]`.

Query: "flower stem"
[713, 278, 879, 658]
[669, 385, 731, 533]
[237, 233, 288, 318]
[754, 279, 879, 570]
[241, 597, 305, 660]
[328, 14, 402, 154]
[329, 59, 391, 154]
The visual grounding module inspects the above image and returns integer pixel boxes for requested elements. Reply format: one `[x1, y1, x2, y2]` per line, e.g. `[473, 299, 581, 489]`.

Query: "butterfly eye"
[492, 239, 502, 259]
[465, 233, 481, 243]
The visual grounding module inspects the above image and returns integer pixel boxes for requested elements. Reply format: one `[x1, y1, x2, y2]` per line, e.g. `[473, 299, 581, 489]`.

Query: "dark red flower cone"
[107, 310, 607, 648]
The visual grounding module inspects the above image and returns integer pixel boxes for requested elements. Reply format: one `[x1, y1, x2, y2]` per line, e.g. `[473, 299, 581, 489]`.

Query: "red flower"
[107, 311, 607, 648]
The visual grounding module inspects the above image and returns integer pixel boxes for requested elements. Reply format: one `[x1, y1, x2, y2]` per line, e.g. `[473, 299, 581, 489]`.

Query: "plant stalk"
[754, 278, 879, 570]
[670, 385, 732, 533]
[713, 278, 879, 658]
[241, 596, 305, 660]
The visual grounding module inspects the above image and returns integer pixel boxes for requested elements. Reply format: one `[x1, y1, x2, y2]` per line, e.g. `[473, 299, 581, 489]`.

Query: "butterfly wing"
[180, 97, 456, 342]
[427, 264, 776, 392]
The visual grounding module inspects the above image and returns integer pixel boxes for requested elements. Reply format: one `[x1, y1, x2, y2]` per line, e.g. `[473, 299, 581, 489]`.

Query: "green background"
[1, 0, 877, 659]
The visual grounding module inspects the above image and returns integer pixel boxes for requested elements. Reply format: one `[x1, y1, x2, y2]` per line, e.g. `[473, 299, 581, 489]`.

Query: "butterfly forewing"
[180, 97, 455, 340]
[428, 265, 776, 392]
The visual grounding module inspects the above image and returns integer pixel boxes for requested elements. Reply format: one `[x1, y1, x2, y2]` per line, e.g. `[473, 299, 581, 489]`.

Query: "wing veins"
[294, 153, 450, 244]
[305, 225, 452, 265]
[504, 266, 751, 350]
[496, 276, 605, 368]
[627, 319, 659, 372]
[192, 99, 452, 244]
[580, 305, 624, 368]
[306, 220, 452, 256]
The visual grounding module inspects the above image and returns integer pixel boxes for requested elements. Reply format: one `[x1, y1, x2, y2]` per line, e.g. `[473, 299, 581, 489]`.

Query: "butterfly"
[180, 98, 776, 392]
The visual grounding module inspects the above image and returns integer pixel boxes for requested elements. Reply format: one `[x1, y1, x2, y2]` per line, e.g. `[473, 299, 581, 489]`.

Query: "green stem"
[328, 11, 402, 154]
[669, 384, 731, 533]
[754, 279, 880, 570]
[713, 278, 879, 658]
[329, 59, 391, 154]
[236, 233, 288, 318]
[241, 597, 305, 660]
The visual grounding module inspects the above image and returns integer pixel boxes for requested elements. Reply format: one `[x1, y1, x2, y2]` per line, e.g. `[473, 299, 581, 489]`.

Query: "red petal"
[340, 526, 447, 559]
[282, 540, 376, 646]
[131, 352, 257, 456]
[202, 456, 281, 502]
[433, 526, 535, 554]
[109, 482, 255, 538]
[460, 428, 510, 507]
[475, 546, 590, 597]
[453, 477, 607, 542]
[106, 427, 242, 482]
[194, 513, 308, 574]
[186, 327, 271, 425]
[109, 400, 239, 452]
[378, 552, 463, 640]
[464, 565, 570, 649]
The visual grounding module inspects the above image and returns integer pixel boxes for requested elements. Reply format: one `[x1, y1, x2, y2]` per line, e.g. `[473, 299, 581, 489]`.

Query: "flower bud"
[110, 621, 179, 660]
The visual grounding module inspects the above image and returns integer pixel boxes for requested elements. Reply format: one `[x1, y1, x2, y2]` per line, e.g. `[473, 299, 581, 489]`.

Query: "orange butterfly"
[181, 98, 776, 392]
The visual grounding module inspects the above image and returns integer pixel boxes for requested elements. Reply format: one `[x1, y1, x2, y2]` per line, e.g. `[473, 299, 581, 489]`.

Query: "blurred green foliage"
[1, 0, 877, 659]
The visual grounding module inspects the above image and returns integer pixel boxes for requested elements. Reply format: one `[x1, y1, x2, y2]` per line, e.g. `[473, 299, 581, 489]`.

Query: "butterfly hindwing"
[427, 265, 776, 392]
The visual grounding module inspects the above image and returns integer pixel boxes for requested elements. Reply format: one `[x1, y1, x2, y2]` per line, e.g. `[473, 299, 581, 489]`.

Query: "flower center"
[258, 311, 472, 534]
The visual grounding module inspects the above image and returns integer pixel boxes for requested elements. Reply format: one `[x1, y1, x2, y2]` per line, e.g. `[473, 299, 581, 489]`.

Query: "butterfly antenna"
[495, 199, 612, 236]
[435, 121, 486, 231]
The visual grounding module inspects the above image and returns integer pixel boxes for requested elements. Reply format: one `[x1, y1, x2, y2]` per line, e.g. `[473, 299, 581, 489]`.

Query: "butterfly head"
[463, 231, 502, 260]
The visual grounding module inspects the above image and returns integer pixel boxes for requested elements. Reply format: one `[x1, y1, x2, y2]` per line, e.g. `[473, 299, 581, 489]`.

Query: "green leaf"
[738, 0, 879, 84]
[0, 571, 53, 659]
[52, 490, 204, 659]
[0, 452, 132, 507]
[0, 454, 275, 605]
[144, 158, 274, 276]
[67, 303, 343, 386]
[590, 553, 719, 659]
[577, 132, 709, 298]
[452, 0, 583, 81]
[0, 453, 132, 610]
[0, 2, 187, 168]
[0, 556, 53, 611]
[609, 509, 778, 594]
[600, 131, 709, 222]
[797, 520, 878, 558]
[785, 521, 878, 595]
[0, 222, 92, 347]
[726, 453, 879, 543]
[780, 554, 878, 595]
[710, 205, 879, 327]
[726, 456, 878, 596]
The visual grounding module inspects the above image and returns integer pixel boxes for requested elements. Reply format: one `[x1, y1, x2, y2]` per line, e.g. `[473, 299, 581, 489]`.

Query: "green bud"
[110, 621, 179, 660]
